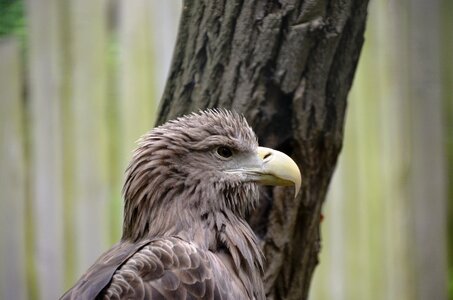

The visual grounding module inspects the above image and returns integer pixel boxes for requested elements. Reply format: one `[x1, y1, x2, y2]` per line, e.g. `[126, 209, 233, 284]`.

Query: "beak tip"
[257, 146, 302, 195]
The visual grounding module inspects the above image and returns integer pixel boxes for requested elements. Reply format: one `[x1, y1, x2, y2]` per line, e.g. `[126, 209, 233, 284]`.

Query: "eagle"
[61, 109, 301, 300]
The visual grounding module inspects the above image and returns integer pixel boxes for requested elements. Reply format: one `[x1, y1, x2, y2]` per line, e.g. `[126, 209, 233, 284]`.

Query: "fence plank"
[68, 0, 110, 281]
[377, 1, 413, 298]
[408, 0, 448, 298]
[0, 38, 28, 300]
[149, 1, 182, 99]
[26, 0, 65, 298]
[118, 0, 157, 165]
[442, 0, 453, 296]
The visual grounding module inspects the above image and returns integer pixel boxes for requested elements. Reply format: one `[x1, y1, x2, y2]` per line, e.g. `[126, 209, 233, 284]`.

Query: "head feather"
[122, 109, 259, 240]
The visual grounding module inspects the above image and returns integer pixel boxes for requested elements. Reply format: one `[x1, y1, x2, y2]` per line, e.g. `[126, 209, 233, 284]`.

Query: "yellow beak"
[255, 147, 301, 197]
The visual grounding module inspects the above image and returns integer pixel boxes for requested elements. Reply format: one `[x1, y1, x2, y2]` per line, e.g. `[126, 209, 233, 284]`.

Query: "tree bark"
[156, 0, 369, 299]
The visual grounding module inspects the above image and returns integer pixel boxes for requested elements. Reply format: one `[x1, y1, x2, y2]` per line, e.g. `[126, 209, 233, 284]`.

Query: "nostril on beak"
[263, 152, 272, 160]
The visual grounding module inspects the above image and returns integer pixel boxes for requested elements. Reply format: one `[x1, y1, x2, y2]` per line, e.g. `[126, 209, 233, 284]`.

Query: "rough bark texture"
[156, 0, 369, 299]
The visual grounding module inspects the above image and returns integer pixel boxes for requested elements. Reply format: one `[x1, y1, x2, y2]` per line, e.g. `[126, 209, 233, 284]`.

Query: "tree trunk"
[156, 0, 369, 299]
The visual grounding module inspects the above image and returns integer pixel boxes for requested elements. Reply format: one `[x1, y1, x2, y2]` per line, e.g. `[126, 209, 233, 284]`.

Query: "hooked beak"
[243, 147, 301, 197]
[256, 147, 301, 197]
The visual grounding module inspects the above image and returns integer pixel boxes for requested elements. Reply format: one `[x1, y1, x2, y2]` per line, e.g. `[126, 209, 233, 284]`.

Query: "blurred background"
[0, 0, 451, 299]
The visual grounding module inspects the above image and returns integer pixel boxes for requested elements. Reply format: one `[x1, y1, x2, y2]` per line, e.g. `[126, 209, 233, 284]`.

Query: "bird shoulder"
[61, 237, 251, 300]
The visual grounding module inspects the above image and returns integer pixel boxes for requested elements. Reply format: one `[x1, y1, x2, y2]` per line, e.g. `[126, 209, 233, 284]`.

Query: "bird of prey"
[61, 109, 301, 300]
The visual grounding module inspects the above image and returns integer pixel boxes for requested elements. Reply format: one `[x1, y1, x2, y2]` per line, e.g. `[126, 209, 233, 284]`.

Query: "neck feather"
[120, 143, 264, 298]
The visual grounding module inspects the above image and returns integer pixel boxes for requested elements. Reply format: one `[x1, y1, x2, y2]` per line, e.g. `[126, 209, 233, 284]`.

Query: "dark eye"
[216, 146, 233, 158]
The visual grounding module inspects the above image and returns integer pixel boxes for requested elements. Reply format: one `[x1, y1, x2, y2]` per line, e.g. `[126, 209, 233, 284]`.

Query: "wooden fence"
[0, 0, 450, 299]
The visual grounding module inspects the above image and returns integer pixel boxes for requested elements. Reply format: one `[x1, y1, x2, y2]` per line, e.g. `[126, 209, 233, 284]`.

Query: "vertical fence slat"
[409, 0, 448, 298]
[442, 0, 453, 296]
[149, 1, 182, 99]
[118, 0, 157, 167]
[68, 0, 110, 280]
[0, 38, 27, 300]
[26, 0, 65, 298]
[378, 1, 413, 298]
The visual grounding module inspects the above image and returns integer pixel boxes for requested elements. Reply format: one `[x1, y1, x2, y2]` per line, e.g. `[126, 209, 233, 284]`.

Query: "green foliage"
[0, 0, 25, 38]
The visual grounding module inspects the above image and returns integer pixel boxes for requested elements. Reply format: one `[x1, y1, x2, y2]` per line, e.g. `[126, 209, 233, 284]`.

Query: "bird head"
[122, 109, 301, 241]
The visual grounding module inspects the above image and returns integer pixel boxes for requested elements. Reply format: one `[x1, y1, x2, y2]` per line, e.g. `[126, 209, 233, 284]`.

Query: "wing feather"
[62, 236, 250, 299]
[60, 240, 150, 300]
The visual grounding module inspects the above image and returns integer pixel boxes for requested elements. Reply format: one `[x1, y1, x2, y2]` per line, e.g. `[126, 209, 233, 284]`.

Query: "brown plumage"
[61, 109, 301, 300]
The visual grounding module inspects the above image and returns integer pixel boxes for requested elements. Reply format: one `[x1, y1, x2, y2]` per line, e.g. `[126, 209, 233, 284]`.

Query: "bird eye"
[216, 146, 233, 158]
